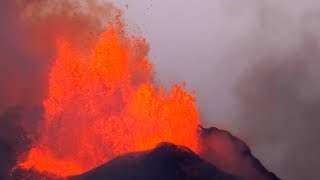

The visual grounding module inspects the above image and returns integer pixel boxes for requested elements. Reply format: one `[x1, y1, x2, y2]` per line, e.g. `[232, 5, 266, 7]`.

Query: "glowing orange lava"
[19, 24, 199, 177]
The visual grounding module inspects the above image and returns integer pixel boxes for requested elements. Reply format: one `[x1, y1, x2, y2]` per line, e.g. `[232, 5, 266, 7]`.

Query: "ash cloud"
[223, 1, 320, 179]
[236, 51, 320, 180]
[0, 0, 118, 113]
[0, 0, 118, 178]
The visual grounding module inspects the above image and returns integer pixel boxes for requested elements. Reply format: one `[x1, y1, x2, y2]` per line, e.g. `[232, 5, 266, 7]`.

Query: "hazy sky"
[107, 1, 320, 179]
[112, 0, 251, 126]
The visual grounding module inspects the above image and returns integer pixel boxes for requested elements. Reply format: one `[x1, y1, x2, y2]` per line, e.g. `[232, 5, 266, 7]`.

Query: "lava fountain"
[19, 22, 199, 177]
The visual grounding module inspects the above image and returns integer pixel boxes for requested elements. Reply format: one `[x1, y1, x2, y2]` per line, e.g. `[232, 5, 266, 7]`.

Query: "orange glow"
[19, 24, 199, 177]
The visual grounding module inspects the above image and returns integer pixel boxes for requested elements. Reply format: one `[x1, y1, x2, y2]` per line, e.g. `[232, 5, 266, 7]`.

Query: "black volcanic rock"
[70, 143, 243, 180]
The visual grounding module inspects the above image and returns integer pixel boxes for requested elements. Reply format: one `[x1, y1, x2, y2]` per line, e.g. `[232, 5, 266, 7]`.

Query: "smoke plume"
[0, 0, 118, 178]
[225, 1, 320, 179]
[0, 0, 118, 112]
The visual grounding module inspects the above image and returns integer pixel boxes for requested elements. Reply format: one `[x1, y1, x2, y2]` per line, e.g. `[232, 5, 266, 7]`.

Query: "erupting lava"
[19, 23, 199, 177]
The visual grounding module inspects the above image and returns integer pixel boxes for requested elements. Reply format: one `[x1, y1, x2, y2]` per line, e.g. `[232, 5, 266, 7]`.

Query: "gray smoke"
[0, 0, 118, 113]
[0, 1, 118, 179]
[236, 55, 320, 180]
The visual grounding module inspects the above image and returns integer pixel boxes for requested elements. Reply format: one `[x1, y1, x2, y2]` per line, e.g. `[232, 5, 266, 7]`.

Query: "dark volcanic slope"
[70, 143, 242, 180]
[200, 127, 280, 180]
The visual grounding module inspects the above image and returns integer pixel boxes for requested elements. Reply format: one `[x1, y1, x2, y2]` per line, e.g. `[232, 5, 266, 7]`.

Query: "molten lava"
[19, 24, 199, 177]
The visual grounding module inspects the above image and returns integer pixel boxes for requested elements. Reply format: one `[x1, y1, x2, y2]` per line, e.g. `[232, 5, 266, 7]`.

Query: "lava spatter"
[19, 24, 199, 177]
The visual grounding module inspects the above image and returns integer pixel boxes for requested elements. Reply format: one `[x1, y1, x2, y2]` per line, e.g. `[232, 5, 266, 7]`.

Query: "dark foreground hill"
[69, 127, 280, 180]
[70, 142, 242, 180]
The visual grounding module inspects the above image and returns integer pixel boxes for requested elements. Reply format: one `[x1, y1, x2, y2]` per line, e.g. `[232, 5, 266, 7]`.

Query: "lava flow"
[19, 23, 199, 177]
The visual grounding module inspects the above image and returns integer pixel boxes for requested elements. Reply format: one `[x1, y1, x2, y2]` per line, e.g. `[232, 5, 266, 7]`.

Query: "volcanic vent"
[17, 22, 279, 180]
[19, 22, 199, 177]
